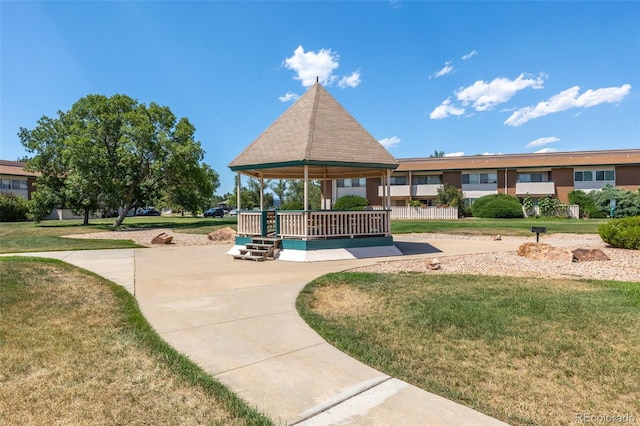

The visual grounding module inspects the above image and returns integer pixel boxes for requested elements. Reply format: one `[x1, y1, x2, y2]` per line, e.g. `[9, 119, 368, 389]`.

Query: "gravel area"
[352, 233, 640, 283]
[67, 230, 640, 282]
[64, 229, 232, 247]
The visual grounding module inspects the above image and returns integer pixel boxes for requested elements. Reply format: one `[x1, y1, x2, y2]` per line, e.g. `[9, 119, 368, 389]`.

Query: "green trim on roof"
[229, 159, 398, 172]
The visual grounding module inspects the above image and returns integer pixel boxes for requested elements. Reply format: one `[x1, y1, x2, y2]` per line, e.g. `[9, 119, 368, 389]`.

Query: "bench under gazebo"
[227, 82, 401, 261]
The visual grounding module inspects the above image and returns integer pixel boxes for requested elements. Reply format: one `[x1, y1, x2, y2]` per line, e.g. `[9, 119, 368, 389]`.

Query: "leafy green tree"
[285, 179, 321, 210]
[20, 94, 216, 226]
[232, 176, 274, 209]
[591, 185, 640, 218]
[568, 190, 605, 218]
[435, 183, 463, 207]
[429, 150, 445, 158]
[271, 180, 288, 205]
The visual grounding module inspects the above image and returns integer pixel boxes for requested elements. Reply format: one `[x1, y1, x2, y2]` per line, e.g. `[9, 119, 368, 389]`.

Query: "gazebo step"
[233, 254, 266, 262]
[233, 237, 282, 261]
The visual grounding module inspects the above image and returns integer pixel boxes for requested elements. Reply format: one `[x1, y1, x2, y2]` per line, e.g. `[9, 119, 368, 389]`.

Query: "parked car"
[204, 207, 225, 218]
[228, 209, 238, 217]
[138, 208, 161, 216]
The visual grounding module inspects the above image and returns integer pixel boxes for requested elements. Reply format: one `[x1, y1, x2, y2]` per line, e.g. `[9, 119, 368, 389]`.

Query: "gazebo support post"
[237, 172, 242, 210]
[304, 165, 309, 240]
[259, 176, 264, 210]
[386, 169, 391, 209]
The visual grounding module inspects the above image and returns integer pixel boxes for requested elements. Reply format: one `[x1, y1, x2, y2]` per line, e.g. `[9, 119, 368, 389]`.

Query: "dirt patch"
[310, 285, 380, 319]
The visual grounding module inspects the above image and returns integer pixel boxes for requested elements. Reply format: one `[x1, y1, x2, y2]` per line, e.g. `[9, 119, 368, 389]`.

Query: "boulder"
[571, 248, 610, 262]
[517, 242, 573, 262]
[151, 232, 173, 245]
[426, 258, 441, 270]
[208, 226, 236, 242]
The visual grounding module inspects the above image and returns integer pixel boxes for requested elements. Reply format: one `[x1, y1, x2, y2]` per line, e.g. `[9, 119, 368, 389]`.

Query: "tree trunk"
[83, 208, 90, 226]
[113, 202, 131, 227]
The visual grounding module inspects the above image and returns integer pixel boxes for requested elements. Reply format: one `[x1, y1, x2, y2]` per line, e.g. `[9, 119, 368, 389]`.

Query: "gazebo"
[227, 82, 400, 261]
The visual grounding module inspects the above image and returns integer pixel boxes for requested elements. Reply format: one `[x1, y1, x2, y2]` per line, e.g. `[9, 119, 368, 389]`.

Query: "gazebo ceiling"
[228, 82, 397, 179]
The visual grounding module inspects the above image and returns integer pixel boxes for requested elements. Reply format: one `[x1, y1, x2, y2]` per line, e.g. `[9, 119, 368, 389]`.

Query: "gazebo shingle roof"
[228, 83, 397, 179]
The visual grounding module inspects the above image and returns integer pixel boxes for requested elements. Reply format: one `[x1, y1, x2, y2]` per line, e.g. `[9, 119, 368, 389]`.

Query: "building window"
[389, 176, 407, 185]
[12, 180, 28, 190]
[462, 173, 497, 185]
[574, 171, 593, 182]
[595, 170, 615, 181]
[1, 179, 11, 190]
[413, 175, 442, 185]
[351, 178, 366, 187]
[518, 173, 543, 182]
[337, 178, 366, 187]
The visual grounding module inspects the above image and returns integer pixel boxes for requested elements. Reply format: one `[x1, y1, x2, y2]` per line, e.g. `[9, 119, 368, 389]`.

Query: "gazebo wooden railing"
[237, 210, 391, 240]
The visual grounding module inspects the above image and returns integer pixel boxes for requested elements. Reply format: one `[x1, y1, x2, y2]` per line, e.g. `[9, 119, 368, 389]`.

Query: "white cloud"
[535, 147, 557, 153]
[444, 151, 464, 157]
[379, 136, 400, 149]
[338, 70, 361, 88]
[278, 92, 299, 103]
[455, 73, 546, 112]
[283, 45, 360, 89]
[429, 98, 465, 120]
[482, 152, 503, 155]
[462, 50, 477, 61]
[526, 136, 560, 148]
[505, 84, 631, 126]
[432, 61, 454, 79]
[283, 45, 339, 87]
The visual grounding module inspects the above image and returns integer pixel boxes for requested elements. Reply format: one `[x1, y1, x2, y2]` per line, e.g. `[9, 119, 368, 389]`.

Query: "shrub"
[471, 194, 524, 218]
[408, 199, 422, 207]
[598, 216, 640, 250]
[280, 201, 304, 210]
[436, 184, 463, 207]
[538, 197, 569, 217]
[568, 190, 606, 218]
[0, 193, 30, 222]
[592, 185, 640, 218]
[333, 195, 369, 210]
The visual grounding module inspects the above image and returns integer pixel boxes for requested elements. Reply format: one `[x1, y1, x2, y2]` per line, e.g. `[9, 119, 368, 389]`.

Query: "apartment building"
[331, 149, 640, 207]
[0, 160, 37, 199]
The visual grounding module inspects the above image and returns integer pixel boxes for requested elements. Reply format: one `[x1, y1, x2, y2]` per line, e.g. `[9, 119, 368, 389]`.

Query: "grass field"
[0, 257, 272, 425]
[297, 272, 640, 426]
[0, 216, 605, 254]
[391, 217, 607, 235]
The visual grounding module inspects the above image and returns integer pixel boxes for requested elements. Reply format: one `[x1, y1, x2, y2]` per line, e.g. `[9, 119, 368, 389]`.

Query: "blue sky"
[1, 1, 638, 194]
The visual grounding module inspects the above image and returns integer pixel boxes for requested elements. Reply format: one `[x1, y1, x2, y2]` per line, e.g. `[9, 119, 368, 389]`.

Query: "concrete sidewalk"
[133, 236, 517, 425]
[11, 237, 519, 425]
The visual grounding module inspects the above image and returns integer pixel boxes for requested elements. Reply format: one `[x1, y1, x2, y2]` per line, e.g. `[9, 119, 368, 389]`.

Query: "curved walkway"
[14, 237, 520, 425]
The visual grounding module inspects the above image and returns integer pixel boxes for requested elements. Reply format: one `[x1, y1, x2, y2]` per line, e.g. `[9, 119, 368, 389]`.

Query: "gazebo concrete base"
[227, 235, 402, 262]
[227, 244, 402, 262]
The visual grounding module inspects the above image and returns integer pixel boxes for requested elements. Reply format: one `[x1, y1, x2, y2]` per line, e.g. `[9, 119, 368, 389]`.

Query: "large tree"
[20, 94, 216, 226]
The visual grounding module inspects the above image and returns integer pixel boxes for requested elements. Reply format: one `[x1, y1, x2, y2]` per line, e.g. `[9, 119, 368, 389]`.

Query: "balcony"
[378, 185, 411, 197]
[515, 181, 556, 196]
[412, 184, 442, 197]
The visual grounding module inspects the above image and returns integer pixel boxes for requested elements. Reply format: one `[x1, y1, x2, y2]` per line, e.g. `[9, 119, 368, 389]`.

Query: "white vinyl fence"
[389, 206, 458, 220]
[523, 205, 579, 219]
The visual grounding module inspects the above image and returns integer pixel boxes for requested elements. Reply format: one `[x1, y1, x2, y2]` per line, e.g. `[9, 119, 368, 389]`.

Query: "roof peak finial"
[316, 76, 319, 83]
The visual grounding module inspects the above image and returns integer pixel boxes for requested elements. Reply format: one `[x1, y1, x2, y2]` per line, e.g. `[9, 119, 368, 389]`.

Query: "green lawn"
[297, 272, 640, 426]
[0, 257, 272, 425]
[0, 216, 237, 254]
[391, 217, 607, 235]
